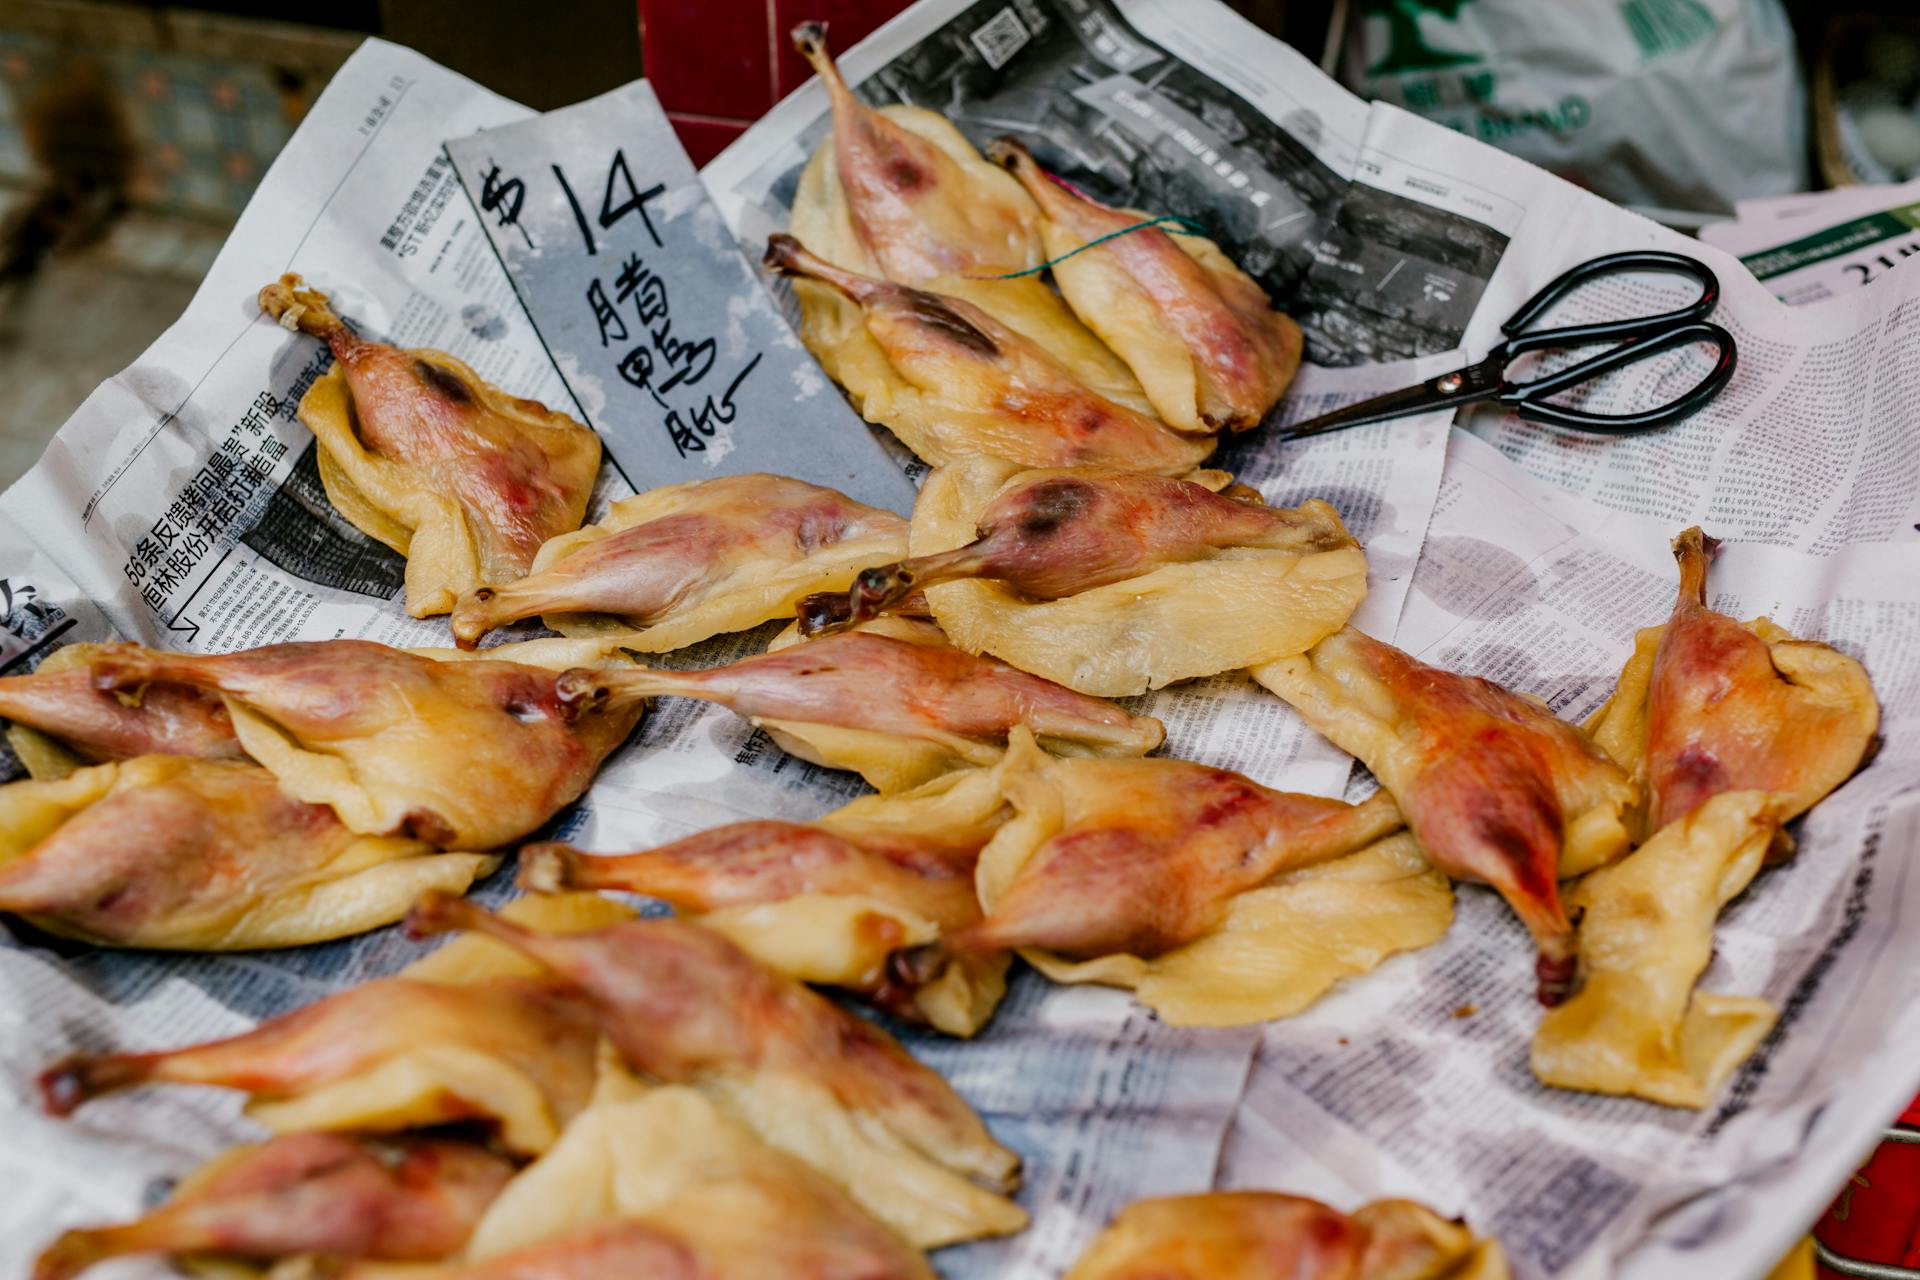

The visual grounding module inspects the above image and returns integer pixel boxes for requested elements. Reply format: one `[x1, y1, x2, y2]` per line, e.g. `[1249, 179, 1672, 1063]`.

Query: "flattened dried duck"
[1066, 1190, 1507, 1280]
[995, 138, 1303, 433]
[766, 235, 1213, 475]
[40, 972, 601, 1157]
[521, 763, 1010, 1035]
[1254, 628, 1635, 1003]
[807, 457, 1365, 695]
[0, 641, 239, 779]
[406, 893, 1027, 1248]
[0, 755, 493, 949]
[450, 473, 905, 652]
[258, 275, 601, 617]
[1587, 527, 1878, 851]
[788, 20, 1038, 283]
[554, 624, 1161, 793]
[452, 1084, 933, 1278]
[84, 637, 643, 849]
[31, 1132, 513, 1280]
[920, 729, 1443, 1027]
[1532, 790, 1784, 1107]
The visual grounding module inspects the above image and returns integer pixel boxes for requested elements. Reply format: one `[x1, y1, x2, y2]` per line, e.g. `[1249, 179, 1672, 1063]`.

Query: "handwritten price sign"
[445, 81, 913, 510]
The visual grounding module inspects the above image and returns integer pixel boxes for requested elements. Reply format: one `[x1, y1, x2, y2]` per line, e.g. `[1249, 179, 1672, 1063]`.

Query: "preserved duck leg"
[32, 1132, 513, 1280]
[1253, 628, 1635, 1004]
[782, 33, 1154, 420]
[84, 638, 643, 849]
[459, 1081, 938, 1267]
[864, 455, 1367, 697]
[905, 730, 1445, 1028]
[448, 473, 906, 651]
[1531, 790, 1783, 1108]
[801, 467, 1354, 632]
[790, 21, 1038, 282]
[0, 642, 239, 774]
[1588, 527, 1878, 849]
[765, 234, 1214, 475]
[417, 1172, 932, 1280]
[38, 974, 599, 1155]
[796, 582, 938, 635]
[993, 138, 1303, 433]
[519, 766, 1010, 1035]
[952, 761, 1403, 961]
[258, 275, 601, 617]
[439, 1086, 935, 1279]
[404, 894, 1013, 1181]
[525, 821, 979, 933]
[0, 756, 494, 950]
[554, 628, 1161, 792]
[1064, 1190, 1506, 1280]
[405, 894, 1026, 1246]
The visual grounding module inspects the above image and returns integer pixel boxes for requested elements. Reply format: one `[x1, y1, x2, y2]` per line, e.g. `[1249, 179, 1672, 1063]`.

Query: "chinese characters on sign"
[588, 247, 762, 458]
[478, 145, 763, 459]
[444, 79, 915, 512]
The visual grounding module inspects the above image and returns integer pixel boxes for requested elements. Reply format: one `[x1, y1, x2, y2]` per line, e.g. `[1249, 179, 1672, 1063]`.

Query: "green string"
[979, 215, 1209, 279]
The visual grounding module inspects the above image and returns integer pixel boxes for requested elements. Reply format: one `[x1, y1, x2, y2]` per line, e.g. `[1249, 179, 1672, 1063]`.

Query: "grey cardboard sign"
[444, 80, 914, 513]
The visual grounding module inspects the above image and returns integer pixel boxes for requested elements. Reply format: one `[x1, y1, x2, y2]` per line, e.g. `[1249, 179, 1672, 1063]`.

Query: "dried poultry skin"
[789, 20, 1038, 283]
[427, 1189, 931, 1280]
[1253, 628, 1636, 1004]
[1064, 1191, 1507, 1280]
[786, 13, 1157, 427]
[943, 730, 1445, 1027]
[1074, 831, 1453, 1029]
[451, 1085, 934, 1278]
[401, 889, 642, 987]
[449, 473, 907, 650]
[994, 139, 1303, 434]
[555, 627, 1162, 793]
[766, 234, 1215, 475]
[0, 642, 240, 779]
[521, 765, 1011, 1035]
[1587, 528, 1878, 845]
[807, 465, 1354, 626]
[38, 973, 601, 1155]
[746, 615, 1067, 791]
[257, 274, 601, 617]
[0, 756, 494, 949]
[1532, 790, 1783, 1109]
[405, 894, 1027, 1247]
[963, 749, 1405, 960]
[880, 457, 1366, 696]
[784, 51, 1156, 420]
[31, 1132, 513, 1280]
[85, 638, 643, 850]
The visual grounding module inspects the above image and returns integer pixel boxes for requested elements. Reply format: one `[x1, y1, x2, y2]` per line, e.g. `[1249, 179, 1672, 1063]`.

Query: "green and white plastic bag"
[1342, 0, 1808, 214]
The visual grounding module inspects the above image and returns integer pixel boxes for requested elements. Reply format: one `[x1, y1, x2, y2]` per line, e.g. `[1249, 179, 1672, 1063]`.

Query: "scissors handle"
[1501, 249, 1721, 355]
[1496, 319, 1738, 433]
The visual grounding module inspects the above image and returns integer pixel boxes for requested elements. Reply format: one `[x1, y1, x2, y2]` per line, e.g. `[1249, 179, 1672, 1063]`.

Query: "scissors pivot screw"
[1435, 373, 1464, 394]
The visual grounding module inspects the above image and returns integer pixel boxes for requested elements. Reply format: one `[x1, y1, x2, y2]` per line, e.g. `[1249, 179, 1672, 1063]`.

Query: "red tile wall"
[640, 0, 909, 165]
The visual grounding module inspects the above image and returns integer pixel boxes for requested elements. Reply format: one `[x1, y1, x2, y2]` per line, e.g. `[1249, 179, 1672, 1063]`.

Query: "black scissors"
[1281, 250, 1738, 439]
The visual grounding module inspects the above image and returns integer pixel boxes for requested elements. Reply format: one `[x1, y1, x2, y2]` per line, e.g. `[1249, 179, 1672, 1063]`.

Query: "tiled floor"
[0, 192, 226, 489]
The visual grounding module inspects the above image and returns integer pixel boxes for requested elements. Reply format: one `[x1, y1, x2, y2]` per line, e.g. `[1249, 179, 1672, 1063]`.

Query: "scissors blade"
[1280, 356, 1505, 440]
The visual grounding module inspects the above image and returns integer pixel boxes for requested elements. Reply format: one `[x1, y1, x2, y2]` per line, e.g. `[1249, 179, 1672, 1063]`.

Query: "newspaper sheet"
[1701, 177, 1920, 306]
[1730, 183, 1911, 225]
[0, 3, 1915, 1279]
